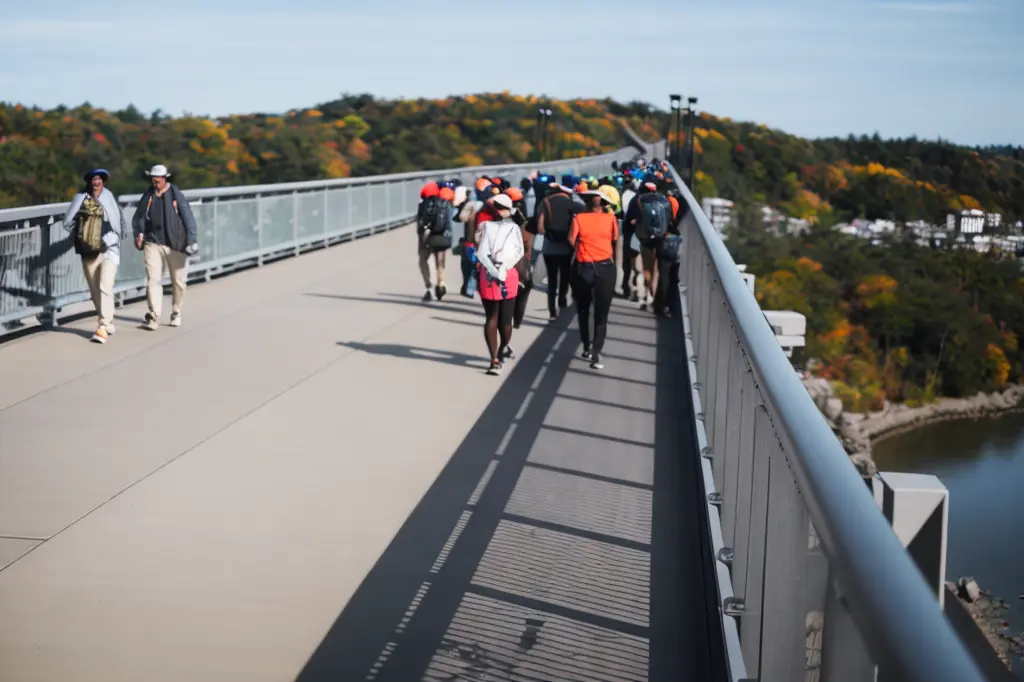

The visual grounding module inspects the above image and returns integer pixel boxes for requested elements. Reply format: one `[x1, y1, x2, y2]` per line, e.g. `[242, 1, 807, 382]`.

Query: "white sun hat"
[146, 164, 171, 177]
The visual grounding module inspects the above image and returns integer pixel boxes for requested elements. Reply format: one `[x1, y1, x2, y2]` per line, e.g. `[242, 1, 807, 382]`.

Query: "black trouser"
[513, 281, 532, 329]
[543, 254, 572, 317]
[654, 255, 678, 313]
[621, 228, 637, 295]
[571, 259, 616, 356]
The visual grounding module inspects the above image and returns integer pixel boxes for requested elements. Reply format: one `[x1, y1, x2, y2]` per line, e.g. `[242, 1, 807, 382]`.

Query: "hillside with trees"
[0, 93, 664, 208]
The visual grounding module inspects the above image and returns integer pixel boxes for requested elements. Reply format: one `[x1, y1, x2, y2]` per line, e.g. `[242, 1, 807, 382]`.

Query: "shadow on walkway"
[298, 302, 723, 681]
[338, 341, 489, 371]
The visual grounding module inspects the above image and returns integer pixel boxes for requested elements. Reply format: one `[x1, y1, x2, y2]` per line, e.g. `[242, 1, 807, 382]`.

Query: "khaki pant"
[144, 243, 188, 318]
[81, 255, 117, 329]
[418, 241, 446, 289]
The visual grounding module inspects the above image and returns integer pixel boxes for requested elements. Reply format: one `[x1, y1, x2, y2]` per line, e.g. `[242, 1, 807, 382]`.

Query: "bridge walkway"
[0, 223, 720, 682]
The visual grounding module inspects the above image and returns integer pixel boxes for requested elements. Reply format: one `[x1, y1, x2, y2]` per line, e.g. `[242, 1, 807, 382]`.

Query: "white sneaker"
[169, 312, 181, 328]
[143, 312, 158, 330]
[105, 323, 116, 335]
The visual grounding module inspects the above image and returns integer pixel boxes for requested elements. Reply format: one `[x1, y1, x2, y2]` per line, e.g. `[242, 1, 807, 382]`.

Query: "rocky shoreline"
[803, 377, 1024, 673]
[803, 378, 1024, 478]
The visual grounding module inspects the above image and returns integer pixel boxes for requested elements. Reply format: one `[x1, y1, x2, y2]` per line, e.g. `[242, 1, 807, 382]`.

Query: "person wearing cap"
[132, 164, 198, 330]
[474, 193, 524, 376]
[622, 181, 657, 303]
[61, 168, 129, 343]
[536, 182, 580, 322]
[416, 182, 451, 301]
[503, 187, 533, 337]
[569, 191, 620, 370]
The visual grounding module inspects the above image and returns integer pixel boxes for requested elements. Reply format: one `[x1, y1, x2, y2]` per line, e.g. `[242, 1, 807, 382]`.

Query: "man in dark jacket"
[132, 164, 198, 330]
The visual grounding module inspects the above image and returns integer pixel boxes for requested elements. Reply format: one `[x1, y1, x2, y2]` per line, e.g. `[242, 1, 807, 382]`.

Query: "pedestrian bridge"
[0, 143, 993, 681]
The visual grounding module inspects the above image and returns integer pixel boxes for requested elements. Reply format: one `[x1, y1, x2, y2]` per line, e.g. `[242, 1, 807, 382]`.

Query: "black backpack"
[541, 195, 572, 243]
[419, 196, 449, 235]
[636, 194, 672, 244]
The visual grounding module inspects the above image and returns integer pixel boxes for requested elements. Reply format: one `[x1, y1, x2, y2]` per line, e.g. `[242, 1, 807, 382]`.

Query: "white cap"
[146, 164, 171, 178]
[490, 194, 515, 211]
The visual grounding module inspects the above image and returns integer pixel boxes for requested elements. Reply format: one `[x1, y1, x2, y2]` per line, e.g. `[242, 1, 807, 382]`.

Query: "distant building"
[702, 197, 734, 234]
[763, 310, 807, 363]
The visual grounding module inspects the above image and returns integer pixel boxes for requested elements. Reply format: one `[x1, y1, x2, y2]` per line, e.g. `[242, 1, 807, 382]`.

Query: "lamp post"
[669, 94, 682, 163]
[685, 96, 698, 188]
[535, 107, 545, 163]
[542, 108, 554, 161]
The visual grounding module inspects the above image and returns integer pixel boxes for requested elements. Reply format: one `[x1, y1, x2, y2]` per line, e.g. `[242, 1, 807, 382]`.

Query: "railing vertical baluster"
[721, 333, 744, 548]
[739, 405, 772, 678]
[759, 448, 812, 682]
[730, 362, 758, 597]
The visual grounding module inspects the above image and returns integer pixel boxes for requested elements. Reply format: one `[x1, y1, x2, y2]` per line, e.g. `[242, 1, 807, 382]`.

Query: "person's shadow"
[338, 341, 490, 371]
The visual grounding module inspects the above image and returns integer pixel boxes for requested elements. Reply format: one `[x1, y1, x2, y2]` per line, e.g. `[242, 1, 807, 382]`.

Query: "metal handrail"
[668, 162, 984, 680]
[0, 145, 650, 330]
[0, 147, 641, 223]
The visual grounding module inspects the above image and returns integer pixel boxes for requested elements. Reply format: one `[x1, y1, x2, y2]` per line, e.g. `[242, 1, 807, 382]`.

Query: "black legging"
[513, 281, 532, 329]
[571, 260, 616, 356]
[482, 297, 515, 362]
[543, 254, 572, 317]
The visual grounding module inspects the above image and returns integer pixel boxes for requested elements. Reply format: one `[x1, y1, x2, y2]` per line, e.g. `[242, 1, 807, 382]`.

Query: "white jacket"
[476, 218, 524, 282]
[62, 187, 128, 265]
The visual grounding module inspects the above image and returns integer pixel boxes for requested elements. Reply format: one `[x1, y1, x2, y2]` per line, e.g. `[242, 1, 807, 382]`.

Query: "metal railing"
[0, 147, 642, 331]
[671, 162, 986, 682]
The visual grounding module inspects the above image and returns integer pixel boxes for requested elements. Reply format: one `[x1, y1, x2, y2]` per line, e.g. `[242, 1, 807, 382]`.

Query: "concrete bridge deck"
[0, 225, 718, 682]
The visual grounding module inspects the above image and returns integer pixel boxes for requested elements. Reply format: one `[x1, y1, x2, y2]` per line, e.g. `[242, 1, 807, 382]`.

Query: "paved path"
[0, 225, 716, 682]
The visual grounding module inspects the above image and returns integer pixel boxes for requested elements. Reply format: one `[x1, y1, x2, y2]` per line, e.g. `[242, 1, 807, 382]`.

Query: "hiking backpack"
[419, 196, 449, 235]
[73, 196, 107, 256]
[636, 193, 672, 244]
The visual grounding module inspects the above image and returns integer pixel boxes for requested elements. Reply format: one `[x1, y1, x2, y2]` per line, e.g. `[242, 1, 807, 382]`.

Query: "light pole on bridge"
[685, 96, 698, 189]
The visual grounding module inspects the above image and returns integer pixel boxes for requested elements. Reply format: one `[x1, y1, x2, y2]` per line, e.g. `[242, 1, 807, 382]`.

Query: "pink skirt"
[477, 263, 520, 301]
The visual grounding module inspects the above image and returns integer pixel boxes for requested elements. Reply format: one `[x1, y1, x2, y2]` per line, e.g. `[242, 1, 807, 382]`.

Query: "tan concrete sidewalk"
[0, 224, 553, 682]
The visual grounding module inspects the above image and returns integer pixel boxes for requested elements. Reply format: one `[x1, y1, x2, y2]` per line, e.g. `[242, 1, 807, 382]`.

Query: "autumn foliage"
[731, 218, 1024, 411]
[0, 93, 659, 208]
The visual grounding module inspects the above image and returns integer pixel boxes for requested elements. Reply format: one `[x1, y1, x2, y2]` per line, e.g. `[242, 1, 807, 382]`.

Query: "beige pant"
[81, 255, 117, 329]
[418, 241, 446, 289]
[144, 243, 188, 318]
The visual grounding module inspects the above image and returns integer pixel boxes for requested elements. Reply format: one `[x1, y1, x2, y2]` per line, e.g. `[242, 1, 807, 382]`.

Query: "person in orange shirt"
[569, 191, 619, 370]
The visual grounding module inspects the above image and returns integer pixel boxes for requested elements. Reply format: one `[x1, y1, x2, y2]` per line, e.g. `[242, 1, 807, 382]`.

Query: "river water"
[874, 412, 1024, 675]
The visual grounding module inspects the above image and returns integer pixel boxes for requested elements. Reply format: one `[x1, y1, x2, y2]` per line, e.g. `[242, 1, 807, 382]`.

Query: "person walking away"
[416, 182, 452, 301]
[620, 180, 643, 300]
[503, 187, 533, 336]
[475, 194, 524, 375]
[61, 168, 129, 343]
[632, 184, 674, 313]
[536, 182, 578, 321]
[569, 191, 619, 370]
[133, 164, 198, 330]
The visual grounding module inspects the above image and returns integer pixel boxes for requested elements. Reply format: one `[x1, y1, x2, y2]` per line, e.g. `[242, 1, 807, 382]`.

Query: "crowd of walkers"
[415, 158, 684, 375]
[61, 156, 684, 373]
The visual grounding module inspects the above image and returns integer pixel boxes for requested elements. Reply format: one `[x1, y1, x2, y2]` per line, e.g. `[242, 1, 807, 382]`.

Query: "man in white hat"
[132, 164, 198, 330]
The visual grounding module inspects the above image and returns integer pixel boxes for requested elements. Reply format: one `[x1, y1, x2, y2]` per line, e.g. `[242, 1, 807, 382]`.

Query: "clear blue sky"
[1, 0, 1020, 145]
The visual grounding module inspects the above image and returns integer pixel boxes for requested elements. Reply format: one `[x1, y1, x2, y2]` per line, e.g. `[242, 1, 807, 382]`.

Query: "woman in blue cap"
[61, 168, 129, 343]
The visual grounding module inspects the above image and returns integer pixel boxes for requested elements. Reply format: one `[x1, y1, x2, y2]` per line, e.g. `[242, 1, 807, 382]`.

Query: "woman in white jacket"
[475, 194, 525, 375]
[61, 169, 128, 344]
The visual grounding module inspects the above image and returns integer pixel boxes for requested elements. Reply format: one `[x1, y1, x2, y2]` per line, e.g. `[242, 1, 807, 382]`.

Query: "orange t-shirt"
[569, 212, 619, 263]
[668, 195, 680, 221]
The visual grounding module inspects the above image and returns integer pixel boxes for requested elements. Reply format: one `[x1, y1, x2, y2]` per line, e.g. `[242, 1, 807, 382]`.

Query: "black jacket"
[132, 184, 197, 254]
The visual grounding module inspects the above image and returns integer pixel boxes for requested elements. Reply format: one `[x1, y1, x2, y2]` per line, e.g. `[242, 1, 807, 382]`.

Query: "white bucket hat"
[146, 164, 171, 178]
[490, 194, 515, 211]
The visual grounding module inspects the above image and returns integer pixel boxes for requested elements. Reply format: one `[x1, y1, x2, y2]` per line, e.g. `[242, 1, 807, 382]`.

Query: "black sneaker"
[590, 356, 604, 370]
[503, 346, 514, 360]
[422, 290, 432, 302]
[435, 283, 447, 301]
[581, 348, 592, 360]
